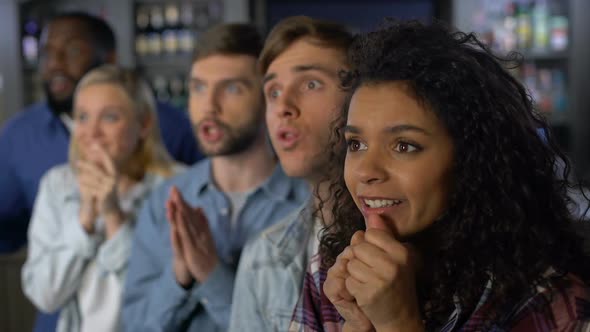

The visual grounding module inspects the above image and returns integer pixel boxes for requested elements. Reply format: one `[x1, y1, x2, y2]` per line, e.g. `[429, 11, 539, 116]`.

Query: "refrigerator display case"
[452, 0, 590, 178]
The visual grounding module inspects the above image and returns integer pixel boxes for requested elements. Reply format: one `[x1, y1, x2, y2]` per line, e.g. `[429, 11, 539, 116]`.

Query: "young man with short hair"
[229, 16, 352, 331]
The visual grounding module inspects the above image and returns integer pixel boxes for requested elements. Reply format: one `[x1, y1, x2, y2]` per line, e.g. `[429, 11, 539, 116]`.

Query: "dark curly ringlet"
[319, 19, 590, 329]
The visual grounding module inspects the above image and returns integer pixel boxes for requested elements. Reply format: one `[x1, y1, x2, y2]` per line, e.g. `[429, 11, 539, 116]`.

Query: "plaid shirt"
[290, 256, 590, 332]
[290, 252, 342, 332]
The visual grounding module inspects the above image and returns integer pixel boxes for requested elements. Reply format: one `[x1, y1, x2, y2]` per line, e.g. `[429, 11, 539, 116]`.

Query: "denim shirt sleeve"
[191, 261, 236, 328]
[21, 169, 102, 313]
[122, 186, 237, 331]
[122, 187, 198, 332]
[122, 192, 185, 332]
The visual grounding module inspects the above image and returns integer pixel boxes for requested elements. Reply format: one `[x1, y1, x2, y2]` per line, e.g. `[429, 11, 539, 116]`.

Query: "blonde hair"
[70, 64, 175, 179]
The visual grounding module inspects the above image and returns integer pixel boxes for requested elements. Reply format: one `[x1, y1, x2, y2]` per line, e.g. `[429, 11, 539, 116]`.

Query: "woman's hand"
[78, 192, 98, 234]
[76, 144, 123, 238]
[324, 232, 374, 332]
[344, 214, 424, 332]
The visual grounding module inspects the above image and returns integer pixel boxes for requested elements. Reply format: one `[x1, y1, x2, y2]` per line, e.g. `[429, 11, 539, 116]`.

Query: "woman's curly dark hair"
[318, 20, 590, 329]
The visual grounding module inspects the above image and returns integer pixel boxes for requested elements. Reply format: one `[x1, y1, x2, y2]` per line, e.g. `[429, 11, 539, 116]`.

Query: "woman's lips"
[358, 195, 405, 216]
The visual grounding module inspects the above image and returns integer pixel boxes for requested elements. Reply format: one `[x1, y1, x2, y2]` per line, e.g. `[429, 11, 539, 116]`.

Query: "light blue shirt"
[229, 203, 315, 332]
[122, 159, 309, 331]
[21, 164, 170, 332]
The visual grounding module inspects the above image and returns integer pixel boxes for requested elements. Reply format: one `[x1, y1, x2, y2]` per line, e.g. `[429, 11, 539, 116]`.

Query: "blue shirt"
[0, 101, 202, 253]
[122, 159, 309, 332]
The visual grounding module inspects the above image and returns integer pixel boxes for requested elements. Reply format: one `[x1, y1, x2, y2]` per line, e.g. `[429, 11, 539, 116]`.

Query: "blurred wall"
[0, 1, 24, 124]
[267, 0, 435, 32]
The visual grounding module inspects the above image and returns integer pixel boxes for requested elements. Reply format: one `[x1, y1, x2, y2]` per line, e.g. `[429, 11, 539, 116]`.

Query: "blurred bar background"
[0, 1, 588, 331]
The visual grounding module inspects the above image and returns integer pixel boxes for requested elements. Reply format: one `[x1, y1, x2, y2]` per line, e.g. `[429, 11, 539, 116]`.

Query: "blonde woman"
[22, 65, 180, 332]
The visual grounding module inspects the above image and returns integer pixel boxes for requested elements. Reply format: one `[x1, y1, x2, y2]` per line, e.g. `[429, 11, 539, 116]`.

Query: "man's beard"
[195, 116, 262, 157]
[43, 82, 74, 117]
[43, 59, 104, 117]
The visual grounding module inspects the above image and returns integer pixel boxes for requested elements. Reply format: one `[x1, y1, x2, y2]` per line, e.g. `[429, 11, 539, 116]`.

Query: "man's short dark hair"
[49, 12, 116, 57]
[192, 23, 263, 63]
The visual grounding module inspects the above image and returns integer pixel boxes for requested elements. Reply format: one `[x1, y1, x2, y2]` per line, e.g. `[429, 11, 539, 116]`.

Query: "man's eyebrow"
[293, 64, 337, 77]
[263, 63, 338, 86]
[219, 77, 255, 87]
[189, 77, 254, 87]
[262, 73, 276, 86]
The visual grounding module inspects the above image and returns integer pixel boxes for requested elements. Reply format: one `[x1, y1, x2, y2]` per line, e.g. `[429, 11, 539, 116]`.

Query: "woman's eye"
[347, 139, 367, 152]
[74, 112, 87, 123]
[103, 113, 120, 122]
[394, 142, 419, 153]
[305, 80, 322, 90]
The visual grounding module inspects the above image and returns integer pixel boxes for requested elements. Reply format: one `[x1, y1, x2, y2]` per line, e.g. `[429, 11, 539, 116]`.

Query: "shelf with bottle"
[515, 61, 569, 125]
[148, 72, 190, 111]
[136, 53, 193, 69]
[470, 0, 571, 127]
[518, 48, 568, 61]
[134, 1, 223, 62]
[477, 0, 570, 60]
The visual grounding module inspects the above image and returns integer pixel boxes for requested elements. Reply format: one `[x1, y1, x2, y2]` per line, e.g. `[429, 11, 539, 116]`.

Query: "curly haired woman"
[289, 21, 590, 332]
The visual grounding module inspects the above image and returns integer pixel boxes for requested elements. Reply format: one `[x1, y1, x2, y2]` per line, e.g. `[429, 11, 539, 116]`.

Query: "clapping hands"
[166, 186, 219, 288]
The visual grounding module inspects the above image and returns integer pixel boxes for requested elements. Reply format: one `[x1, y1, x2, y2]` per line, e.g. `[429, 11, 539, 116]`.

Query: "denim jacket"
[229, 202, 316, 332]
[21, 164, 170, 332]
